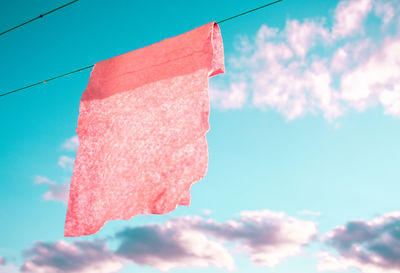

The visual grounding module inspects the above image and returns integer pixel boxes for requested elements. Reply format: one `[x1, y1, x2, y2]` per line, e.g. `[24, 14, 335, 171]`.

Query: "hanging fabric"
[65, 22, 225, 237]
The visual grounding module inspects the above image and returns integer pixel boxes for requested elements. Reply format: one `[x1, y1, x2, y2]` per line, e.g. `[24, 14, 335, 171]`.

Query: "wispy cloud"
[57, 155, 75, 171]
[61, 136, 79, 152]
[210, 0, 400, 120]
[35, 136, 78, 203]
[299, 210, 323, 217]
[22, 240, 123, 273]
[317, 212, 400, 273]
[34, 176, 69, 204]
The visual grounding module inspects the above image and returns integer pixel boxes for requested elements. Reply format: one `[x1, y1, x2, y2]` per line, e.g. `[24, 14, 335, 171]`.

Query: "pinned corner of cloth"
[209, 22, 225, 77]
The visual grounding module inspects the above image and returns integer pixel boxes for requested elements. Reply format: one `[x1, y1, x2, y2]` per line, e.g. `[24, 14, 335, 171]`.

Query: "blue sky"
[1, 0, 400, 272]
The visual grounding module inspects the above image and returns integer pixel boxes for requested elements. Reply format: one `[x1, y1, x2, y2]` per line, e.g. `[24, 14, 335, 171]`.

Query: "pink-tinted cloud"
[332, 0, 372, 38]
[34, 176, 69, 204]
[190, 210, 318, 267]
[22, 240, 123, 273]
[330, 40, 371, 73]
[248, 47, 342, 120]
[317, 212, 400, 273]
[11, 210, 316, 272]
[115, 221, 235, 272]
[210, 0, 400, 120]
[116, 210, 317, 270]
[61, 136, 79, 151]
[212, 17, 342, 120]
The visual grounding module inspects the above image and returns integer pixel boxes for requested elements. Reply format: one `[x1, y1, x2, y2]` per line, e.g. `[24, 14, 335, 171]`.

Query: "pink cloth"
[65, 22, 224, 237]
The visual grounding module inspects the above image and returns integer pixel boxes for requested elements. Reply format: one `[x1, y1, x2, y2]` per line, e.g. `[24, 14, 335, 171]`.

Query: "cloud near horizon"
[210, 0, 400, 120]
[317, 212, 400, 273]
[116, 210, 317, 270]
[116, 222, 235, 272]
[10, 210, 400, 273]
[21, 240, 123, 273]
[6, 210, 316, 272]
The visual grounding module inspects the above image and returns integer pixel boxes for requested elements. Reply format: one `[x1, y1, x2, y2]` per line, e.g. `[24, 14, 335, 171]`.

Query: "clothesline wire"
[0, 0, 79, 37]
[216, 0, 282, 24]
[0, 0, 283, 98]
[0, 65, 94, 97]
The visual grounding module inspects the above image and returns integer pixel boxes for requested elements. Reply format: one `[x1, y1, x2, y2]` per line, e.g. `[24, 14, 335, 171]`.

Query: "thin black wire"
[0, 0, 79, 37]
[0, 65, 93, 97]
[0, 0, 283, 98]
[216, 0, 283, 24]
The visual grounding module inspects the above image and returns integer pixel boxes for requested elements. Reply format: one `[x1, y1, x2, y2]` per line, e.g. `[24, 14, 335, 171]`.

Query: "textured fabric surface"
[65, 22, 225, 237]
